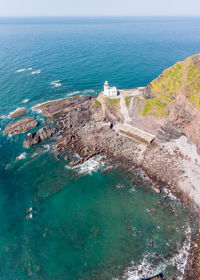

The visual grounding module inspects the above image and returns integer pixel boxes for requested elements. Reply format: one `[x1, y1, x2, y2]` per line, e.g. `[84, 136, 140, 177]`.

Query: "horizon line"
[1, 15, 200, 18]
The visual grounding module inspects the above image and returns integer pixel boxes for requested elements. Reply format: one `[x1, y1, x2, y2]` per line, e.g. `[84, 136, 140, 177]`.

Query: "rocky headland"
[3, 54, 200, 279]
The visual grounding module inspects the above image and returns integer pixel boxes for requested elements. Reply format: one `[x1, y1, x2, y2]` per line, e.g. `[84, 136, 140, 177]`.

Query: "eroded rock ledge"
[3, 117, 38, 135]
[24, 126, 57, 148]
[9, 107, 28, 119]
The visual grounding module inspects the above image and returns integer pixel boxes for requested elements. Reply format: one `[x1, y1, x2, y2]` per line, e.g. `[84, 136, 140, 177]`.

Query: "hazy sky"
[1, 0, 200, 17]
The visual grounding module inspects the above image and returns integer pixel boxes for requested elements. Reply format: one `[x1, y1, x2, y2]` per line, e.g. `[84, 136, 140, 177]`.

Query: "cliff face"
[145, 54, 200, 153]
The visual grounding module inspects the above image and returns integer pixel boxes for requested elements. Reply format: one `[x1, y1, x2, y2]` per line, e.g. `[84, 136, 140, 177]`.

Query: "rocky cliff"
[144, 53, 200, 154]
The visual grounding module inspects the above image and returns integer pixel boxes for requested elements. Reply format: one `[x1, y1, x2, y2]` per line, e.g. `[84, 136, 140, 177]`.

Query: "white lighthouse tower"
[103, 81, 118, 97]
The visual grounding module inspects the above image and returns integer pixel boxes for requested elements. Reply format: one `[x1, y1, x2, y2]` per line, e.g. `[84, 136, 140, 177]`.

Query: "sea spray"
[66, 155, 105, 175]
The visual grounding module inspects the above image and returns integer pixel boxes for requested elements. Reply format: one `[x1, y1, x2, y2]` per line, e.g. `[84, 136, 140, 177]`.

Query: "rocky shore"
[4, 54, 200, 279]
[3, 93, 200, 279]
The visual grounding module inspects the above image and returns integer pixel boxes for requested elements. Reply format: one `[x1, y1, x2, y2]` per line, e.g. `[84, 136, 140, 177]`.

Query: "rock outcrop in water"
[24, 126, 57, 148]
[9, 107, 28, 118]
[3, 117, 38, 135]
[33, 95, 93, 118]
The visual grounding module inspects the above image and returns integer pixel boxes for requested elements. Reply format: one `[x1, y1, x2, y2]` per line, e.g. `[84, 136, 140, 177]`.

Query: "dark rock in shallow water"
[3, 117, 38, 135]
[24, 126, 57, 148]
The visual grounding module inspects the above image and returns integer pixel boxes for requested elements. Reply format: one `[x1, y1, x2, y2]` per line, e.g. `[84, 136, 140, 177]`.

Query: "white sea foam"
[83, 89, 95, 94]
[0, 114, 8, 119]
[32, 70, 41, 75]
[22, 98, 29, 103]
[50, 80, 62, 88]
[32, 97, 66, 112]
[115, 225, 191, 280]
[66, 91, 80, 97]
[43, 144, 51, 152]
[16, 68, 26, 73]
[163, 187, 178, 201]
[8, 107, 25, 118]
[16, 152, 27, 161]
[66, 155, 104, 175]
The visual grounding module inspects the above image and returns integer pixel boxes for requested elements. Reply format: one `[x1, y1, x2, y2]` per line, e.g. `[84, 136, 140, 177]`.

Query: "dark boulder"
[24, 126, 57, 148]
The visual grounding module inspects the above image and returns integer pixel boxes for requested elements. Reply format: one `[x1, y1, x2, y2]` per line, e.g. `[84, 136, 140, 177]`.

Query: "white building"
[103, 81, 118, 97]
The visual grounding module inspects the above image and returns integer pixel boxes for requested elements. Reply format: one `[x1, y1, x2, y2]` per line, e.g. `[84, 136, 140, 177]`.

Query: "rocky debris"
[23, 126, 57, 148]
[3, 117, 38, 135]
[157, 122, 185, 142]
[184, 231, 200, 279]
[9, 108, 28, 118]
[153, 186, 161, 194]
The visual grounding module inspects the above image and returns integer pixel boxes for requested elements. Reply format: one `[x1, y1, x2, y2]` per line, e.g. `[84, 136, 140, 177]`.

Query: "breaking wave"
[0, 114, 8, 119]
[66, 155, 104, 175]
[83, 89, 95, 93]
[66, 91, 80, 97]
[50, 80, 62, 88]
[16, 152, 27, 160]
[22, 98, 29, 103]
[32, 70, 41, 75]
[16, 68, 26, 73]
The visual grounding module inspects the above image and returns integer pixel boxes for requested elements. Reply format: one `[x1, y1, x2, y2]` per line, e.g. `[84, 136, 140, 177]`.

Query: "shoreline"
[3, 91, 200, 278]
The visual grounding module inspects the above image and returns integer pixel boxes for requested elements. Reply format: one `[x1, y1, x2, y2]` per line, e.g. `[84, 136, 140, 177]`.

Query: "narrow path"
[119, 96, 131, 123]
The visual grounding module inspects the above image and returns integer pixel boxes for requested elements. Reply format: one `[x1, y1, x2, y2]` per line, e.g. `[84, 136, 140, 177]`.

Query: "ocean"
[0, 17, 199, 279]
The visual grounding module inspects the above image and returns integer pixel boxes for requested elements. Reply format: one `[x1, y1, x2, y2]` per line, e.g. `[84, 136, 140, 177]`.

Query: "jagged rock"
[64, 155, 70, 161]
[9, 108, 28, 118]
[24, 132, 40, 148]
[23, 126, 57, 148]
[3, 117, 38, 135]
[156, 122, 185, 142]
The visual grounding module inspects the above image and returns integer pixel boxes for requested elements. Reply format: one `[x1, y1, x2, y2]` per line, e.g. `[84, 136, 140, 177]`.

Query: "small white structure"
[103, 81, 118, 97]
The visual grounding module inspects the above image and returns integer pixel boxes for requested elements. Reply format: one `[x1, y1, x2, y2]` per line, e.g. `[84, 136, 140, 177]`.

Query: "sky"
[0, 0, 200, 17]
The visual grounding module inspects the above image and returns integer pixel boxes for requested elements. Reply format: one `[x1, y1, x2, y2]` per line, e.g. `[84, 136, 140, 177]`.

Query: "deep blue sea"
[0, 17, 199, 280]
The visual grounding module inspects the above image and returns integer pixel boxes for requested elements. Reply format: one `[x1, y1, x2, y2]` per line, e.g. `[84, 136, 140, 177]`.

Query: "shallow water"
[0, 141, 196, 280]
[0, 17, 199, 279]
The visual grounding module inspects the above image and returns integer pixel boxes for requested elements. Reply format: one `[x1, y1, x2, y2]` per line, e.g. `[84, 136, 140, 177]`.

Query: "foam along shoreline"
[66, 155, 104, 175]
[3, 90, 199, 279]
[9, 107, 28, 118]
[118, 225, 191, 280]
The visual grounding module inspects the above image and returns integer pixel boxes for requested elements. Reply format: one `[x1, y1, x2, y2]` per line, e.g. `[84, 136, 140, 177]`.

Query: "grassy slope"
[141, 97, 169, 118]
[149, 54, 200, 111]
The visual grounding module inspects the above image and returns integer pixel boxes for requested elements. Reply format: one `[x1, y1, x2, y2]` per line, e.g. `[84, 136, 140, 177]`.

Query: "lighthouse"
[103, 81, 118, 97]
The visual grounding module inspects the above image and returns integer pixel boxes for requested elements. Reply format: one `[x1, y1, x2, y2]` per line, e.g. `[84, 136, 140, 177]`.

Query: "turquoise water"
[0, 17, 199, 279]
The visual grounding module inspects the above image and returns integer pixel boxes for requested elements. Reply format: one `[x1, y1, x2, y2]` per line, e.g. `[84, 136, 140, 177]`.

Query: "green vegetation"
[150, 62, 183, 104]
[106, 98, 120, 105]
[149, 54, 200, 111]
[185, 59, 200, 110]
[125, 96, 131, 107]
[141, 97, 169, 118]
[92, 99, 102, 108]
